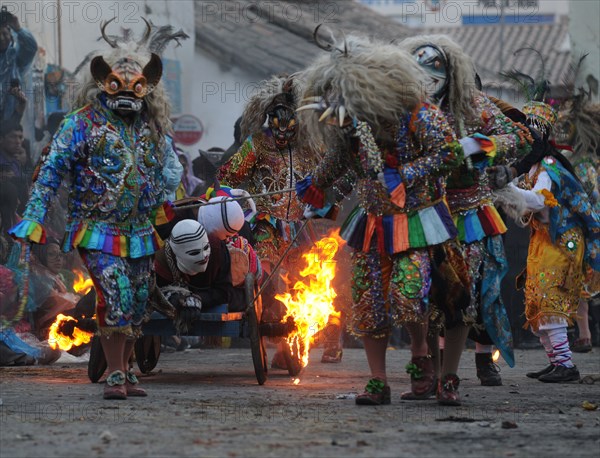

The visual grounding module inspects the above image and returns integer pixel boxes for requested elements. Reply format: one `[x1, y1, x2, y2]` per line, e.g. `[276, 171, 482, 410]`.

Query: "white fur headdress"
[399, 34, 479, 124]
[298, 30, 426, 150]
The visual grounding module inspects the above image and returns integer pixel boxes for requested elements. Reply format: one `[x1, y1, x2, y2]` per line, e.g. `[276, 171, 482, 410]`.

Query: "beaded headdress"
[521, 101, 558, 136]
[501, 47, 556, 135]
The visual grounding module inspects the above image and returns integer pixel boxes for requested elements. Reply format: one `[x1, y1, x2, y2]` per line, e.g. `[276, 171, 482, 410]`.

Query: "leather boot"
[475, 352, 502, 386]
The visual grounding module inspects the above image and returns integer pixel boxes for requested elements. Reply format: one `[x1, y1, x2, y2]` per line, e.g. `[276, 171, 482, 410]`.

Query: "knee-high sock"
[538, 333, 555, 364]
[546, 327, 574, 368]
[441, 325, 469, 377]
[362, 334, 389, 383]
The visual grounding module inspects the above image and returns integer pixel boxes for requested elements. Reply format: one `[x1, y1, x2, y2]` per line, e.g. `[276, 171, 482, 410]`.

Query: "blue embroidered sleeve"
[162, 135, 183, 202]
[22, 117, 79, 225]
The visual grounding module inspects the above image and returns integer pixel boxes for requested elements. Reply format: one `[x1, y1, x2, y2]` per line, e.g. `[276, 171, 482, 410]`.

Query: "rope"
[173, 187, 296, 212]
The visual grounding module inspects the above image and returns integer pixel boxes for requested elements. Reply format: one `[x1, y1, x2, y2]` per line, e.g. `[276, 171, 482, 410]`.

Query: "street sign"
[173, 114, 204, 146]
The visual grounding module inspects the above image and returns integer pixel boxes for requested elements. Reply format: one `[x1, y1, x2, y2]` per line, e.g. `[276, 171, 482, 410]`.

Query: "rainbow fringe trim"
[8, 219, 47, 244]
[151, 201, 176, 227]
[453, 205, 507, 244]
[340, 200, 457, 254]
[62, 220, 163, 258]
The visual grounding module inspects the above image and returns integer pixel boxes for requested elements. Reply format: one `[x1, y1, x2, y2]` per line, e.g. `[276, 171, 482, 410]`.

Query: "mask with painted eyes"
[412, 45, 449, 102]
[167, 220, 211, 275]
[267, 105, 298, 150]
[90, 53, 162, 113]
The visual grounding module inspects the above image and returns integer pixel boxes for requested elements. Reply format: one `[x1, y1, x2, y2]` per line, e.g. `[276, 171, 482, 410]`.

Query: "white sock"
[538, 333, 556, 365]
[546, 327, 574, 368]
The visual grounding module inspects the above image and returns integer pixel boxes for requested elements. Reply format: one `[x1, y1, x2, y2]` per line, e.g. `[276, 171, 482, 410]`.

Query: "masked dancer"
[497, 97, 600, 382]
[9, 19, 183, 399]
[399, 36, 533, 392]
[296, 32, 471, 405]
[217, 75, 331, 368]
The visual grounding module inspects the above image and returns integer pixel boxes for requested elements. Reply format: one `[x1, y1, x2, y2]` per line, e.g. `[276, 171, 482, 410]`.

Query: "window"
[518, 0, 538, 7]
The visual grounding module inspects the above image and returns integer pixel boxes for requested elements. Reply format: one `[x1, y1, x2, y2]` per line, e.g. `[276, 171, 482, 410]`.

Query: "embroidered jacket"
[298, 102, 463, 254]
[444, 93, 533, 244]
[9, 99, 181, 258]
[217, 129, 319, 224]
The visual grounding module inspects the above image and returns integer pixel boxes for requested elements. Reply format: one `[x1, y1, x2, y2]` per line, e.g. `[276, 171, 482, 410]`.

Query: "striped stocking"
[546, 327, 574, 368]
[537, 333, 556, 365]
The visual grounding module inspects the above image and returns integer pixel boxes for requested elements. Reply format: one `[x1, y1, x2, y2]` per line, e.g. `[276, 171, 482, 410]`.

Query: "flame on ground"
[275, 229, 345, 368]
[492, 349, 500, 362]
[48, 314, 94, 351]
[73, 269, 94, 295]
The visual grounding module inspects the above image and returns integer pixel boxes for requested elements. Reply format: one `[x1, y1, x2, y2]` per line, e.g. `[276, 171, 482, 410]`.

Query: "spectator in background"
[192, 150, 217, 194]
[30, 239, 80, 341]
[0, 123, 30, 210]
[178, 152, 204, 198]
[44, 64, 68, 116]
[0, 9, 37, 124]
[0, 123, 24, 179]
[219, 116, 243, 167]
[0, 181, 20, 264]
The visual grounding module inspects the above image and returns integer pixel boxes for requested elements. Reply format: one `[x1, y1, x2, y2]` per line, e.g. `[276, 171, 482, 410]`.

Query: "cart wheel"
[246, 274, 267, 385]
[88, 336, 107, 383]
[282, 339, 304, 377]
[135, 335, 161, 374]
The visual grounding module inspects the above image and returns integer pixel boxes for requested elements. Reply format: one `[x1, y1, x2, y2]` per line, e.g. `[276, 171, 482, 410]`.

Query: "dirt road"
[1, 347, 599, 457]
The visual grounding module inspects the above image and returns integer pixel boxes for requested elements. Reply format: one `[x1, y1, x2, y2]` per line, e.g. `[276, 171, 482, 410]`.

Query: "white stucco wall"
[188, 49, 263, 157]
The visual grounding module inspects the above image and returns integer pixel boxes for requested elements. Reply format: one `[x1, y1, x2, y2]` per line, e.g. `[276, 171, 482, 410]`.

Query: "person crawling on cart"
[153, 219, 241, 334]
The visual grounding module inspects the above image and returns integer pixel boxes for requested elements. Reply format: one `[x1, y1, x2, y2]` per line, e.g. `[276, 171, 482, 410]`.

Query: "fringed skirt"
[340, 200, 457, 255]
[79, 249, 153, 337]
[524, 221, 585, 332]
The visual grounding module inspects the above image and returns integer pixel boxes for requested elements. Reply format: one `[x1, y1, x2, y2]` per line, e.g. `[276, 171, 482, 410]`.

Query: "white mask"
[197, 196, 245, 240]
[167, 220, 211, 275]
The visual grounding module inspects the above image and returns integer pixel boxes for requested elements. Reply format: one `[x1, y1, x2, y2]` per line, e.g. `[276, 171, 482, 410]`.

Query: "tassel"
[296, 175, 325, 208]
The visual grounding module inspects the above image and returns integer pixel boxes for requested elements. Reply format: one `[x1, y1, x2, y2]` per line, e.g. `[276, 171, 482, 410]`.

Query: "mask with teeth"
[267, 105, 298, 149]
[90, 53, 162, 114]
